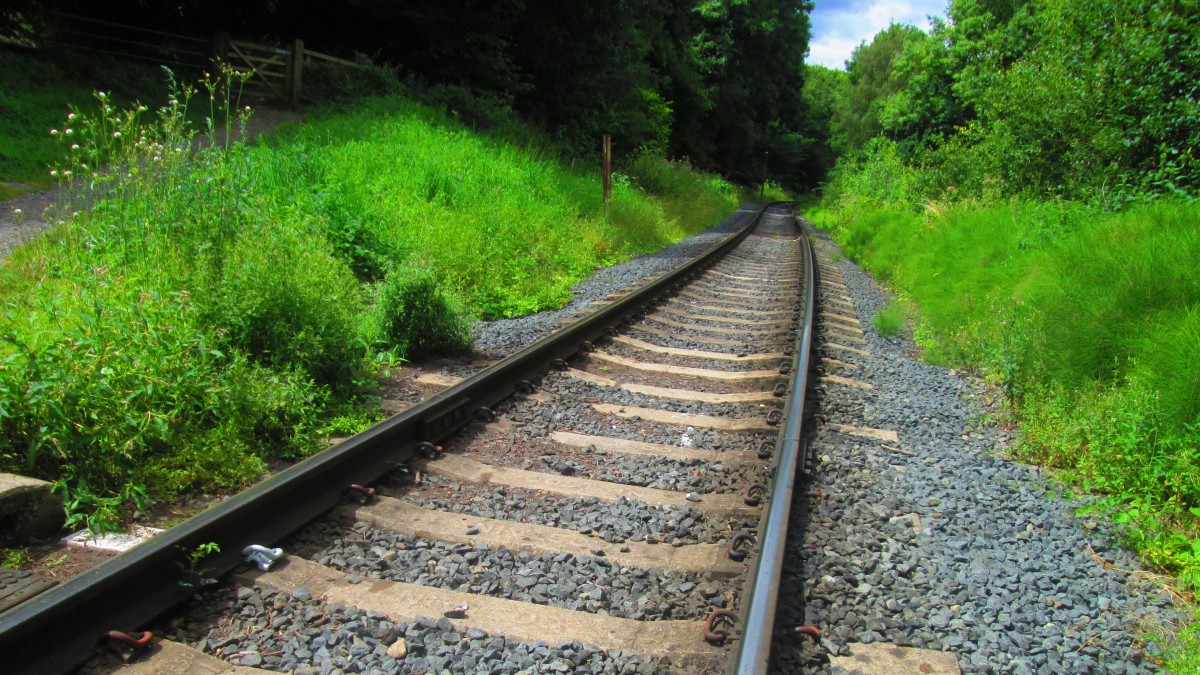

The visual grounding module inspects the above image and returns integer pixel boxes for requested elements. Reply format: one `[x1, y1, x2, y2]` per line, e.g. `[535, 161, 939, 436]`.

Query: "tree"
[834, 22, 925, 154]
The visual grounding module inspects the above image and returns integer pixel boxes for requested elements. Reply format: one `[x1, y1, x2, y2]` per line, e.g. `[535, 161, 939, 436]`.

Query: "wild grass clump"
[818, 196, 1200, 596]
[255, 98, 737, 318]
[871, 303, 905, 337]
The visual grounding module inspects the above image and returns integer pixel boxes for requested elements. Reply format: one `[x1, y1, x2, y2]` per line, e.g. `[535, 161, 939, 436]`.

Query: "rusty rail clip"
[727, 531, 755, 562]
[702, 609, 738, 645]
[106, 630, 153, 649]
[344, 484, 376, 504]
[743, 483, 767, 507]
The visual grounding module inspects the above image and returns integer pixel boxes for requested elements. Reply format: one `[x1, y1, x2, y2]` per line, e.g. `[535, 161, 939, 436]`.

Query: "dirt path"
[0, 106, 305, 262]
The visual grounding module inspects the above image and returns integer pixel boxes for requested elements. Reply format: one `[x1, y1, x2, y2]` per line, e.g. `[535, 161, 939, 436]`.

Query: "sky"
[808, 0, 948, 70]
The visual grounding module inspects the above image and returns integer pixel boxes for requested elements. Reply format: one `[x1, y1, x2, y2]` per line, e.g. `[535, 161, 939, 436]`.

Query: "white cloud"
[808, 0, 947, 69]
[807, 35, 862, 70]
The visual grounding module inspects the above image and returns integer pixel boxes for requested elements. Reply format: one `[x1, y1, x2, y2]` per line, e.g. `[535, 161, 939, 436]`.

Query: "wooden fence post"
[602, 134, 612, 206]
[286, 38, 304, 108]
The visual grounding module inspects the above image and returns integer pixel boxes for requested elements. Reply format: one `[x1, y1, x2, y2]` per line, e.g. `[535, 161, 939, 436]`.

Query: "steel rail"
[730, 212, 816, 673]
[0, 204, 774, 674]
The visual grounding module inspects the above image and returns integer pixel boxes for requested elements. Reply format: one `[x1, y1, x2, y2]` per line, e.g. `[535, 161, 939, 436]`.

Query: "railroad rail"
[0, 203, 816, 674]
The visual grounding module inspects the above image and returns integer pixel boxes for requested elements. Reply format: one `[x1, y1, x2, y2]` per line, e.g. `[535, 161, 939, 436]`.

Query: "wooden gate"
[213, 32, 303, 107]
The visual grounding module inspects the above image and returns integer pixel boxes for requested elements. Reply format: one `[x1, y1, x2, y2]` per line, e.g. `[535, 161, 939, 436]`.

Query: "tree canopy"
[807, 0, 1200, 204]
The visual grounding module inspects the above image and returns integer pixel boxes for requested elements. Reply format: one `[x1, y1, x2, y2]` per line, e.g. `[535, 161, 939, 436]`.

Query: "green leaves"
[825, 0, 1200, 204]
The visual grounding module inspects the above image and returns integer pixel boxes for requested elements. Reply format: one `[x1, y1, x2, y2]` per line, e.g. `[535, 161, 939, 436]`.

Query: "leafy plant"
[177, 542, 221, 589]
[361, 264, 472, 359]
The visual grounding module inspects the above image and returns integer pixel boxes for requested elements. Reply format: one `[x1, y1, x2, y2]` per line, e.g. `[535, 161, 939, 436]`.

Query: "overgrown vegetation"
[809, 0, 1200, 666]
[0, 62, 738, 533]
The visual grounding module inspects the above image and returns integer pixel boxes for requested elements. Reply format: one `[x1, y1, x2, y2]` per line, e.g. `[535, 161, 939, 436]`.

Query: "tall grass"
[0, 73, 739, 532]
[819, 198, 1200, 602]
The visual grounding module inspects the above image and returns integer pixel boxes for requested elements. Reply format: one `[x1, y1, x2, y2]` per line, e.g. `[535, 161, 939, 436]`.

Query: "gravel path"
[771, 228, 1185, 673]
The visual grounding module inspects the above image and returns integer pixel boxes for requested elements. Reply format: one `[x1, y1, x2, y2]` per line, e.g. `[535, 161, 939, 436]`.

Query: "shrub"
[361, 264, 473, 359]
[199, 222, 365, 386]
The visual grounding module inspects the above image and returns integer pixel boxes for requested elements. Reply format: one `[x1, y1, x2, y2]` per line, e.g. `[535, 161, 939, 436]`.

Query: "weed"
[176, 541, 221, 589]
[872, 303, 905, 337]
[0, 50, 167, 187]
[0, 548, 33, 570]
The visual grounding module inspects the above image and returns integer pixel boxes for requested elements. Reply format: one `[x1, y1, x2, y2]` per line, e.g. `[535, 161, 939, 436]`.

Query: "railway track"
[0, 204, 817, 674]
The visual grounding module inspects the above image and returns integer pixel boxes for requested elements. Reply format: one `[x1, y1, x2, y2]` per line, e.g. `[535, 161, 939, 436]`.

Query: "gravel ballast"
[171, 584, 677, 674]
[771, 228, 1186, 674]
[288, 519, 738, 621]
[402, 475, 741, 545]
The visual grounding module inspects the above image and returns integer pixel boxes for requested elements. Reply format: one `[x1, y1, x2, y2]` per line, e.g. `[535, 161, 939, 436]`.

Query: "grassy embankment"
[810, 190, 1200, 665]
[0, 61, 740, 533]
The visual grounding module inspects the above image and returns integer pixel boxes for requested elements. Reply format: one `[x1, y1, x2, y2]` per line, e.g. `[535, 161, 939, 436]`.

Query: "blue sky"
[808, 0, 948, 69]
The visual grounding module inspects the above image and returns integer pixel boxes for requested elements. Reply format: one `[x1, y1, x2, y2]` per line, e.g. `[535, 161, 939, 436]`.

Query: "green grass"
[818, 196, 1200, 667]
[0, 69, 739, 533]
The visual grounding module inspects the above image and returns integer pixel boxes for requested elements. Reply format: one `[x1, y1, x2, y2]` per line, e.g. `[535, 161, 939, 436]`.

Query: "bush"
[362, 264, 473, 359]
[302, 54, 403, 104]
[200, 222, 365, 386]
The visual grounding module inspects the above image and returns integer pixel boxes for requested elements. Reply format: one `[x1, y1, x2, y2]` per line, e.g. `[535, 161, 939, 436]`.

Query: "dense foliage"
[809, 0, 1200, 206]
[4, 0, 820, 190]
